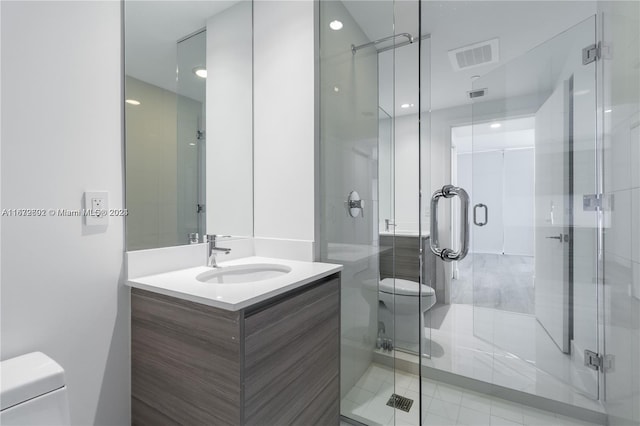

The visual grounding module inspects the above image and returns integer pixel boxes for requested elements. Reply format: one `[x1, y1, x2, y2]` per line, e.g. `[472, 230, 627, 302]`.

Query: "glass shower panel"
[176, 31, 207, 244]
[471, 16, 599, 399]
[383, 2, 429, 425]
[379, 107, 394, 236]
[379, 38, 425, 358]
[320, 1, 428, 423]
[416, 3, 436, 422]
[418, 18, 432, 426]
[319, 1, 396, 424]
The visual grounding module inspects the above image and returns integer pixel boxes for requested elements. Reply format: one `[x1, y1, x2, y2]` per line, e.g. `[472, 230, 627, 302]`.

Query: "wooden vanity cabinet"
[131, 273, 340, 426]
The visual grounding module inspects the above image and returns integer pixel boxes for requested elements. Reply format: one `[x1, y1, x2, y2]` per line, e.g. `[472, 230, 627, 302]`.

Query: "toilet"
[0, 352, 70, 425]
[378, 277, 436, 355]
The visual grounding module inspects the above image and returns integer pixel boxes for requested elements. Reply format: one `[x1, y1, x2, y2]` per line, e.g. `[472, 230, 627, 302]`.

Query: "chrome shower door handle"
[430, 185, 470, 262]
[473, 203, 488, 226]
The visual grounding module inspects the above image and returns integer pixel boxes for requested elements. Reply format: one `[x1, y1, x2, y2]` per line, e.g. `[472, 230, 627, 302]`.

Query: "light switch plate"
[84, 191, 109, 226]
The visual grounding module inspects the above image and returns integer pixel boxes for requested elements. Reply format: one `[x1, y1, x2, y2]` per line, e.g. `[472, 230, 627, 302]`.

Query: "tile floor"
[419, 304, 604, 413]
[341, 364, 603, 426]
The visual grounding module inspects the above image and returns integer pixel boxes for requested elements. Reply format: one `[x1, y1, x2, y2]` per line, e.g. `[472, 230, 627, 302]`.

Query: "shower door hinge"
[584, 350, 613, 371]
[582, 43, 600, 65]
[197, 203, 206, 213]
[584, 350, 602, 370]
[583, 194, 613, 211]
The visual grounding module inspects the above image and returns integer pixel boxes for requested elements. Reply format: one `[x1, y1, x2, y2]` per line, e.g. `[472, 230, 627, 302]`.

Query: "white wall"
[377, 41, 424, 236]
[503, 149, 534, 256]
[126, 75, 178, 250]
[378, 115, 393, 229]
[393, 115, 421, 233]
[253, 0, 316, 245]
[206, 1, 253, 238]
[1, 2, 129, 425]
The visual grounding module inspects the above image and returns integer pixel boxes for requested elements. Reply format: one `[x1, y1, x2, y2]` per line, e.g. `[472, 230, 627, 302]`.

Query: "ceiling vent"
[448, 38, 499, 71]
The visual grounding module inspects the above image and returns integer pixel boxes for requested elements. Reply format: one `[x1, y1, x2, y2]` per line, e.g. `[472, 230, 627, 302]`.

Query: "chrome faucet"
[384, 218, 396, 232]
[206, 234, 231, 268]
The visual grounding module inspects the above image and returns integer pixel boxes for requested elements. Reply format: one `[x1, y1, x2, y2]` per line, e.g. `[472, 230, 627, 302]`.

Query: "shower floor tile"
[420, 304, 605, 414]
[341, 364, 604, 426]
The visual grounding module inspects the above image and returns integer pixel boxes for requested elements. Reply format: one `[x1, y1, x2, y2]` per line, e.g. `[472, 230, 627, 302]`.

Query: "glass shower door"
[319, 1, 398, 424]
[470, 16, 600, 399]
[176, 30, 207, 244]
[319, 0, 429, 424]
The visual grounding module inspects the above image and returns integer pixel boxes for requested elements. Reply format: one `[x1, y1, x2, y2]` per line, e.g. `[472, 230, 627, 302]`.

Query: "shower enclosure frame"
[320, 2, 612, 425]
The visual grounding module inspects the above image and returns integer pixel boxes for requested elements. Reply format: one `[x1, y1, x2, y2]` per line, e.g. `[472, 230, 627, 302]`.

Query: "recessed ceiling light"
[329, 20, 343, 31]
[605, 109, 612, 113]
[490, 123, 501, 129]
[193, 66, 207, 79]
[125, 99, 141, 106]
[400, 103, 414, 109]
[333, 86, 340, 92]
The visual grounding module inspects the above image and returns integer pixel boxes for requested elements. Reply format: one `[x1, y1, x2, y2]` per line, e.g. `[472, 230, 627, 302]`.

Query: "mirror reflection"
[124, 1, 252, 251]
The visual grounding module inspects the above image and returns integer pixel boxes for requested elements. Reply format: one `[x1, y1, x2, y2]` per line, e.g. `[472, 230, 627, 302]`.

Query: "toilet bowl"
[378, 277, 436, 355]
[0, 352, 70, 425]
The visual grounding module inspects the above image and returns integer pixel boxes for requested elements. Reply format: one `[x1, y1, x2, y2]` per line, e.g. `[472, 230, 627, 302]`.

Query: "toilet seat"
[379, 278, 435, 297]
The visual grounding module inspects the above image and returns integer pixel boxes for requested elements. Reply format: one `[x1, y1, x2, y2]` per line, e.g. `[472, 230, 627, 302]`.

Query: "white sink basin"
[196, 263, 292, 284]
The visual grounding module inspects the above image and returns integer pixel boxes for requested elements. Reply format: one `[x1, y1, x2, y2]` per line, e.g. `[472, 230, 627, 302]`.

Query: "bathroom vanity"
[128, 257, 341, 426]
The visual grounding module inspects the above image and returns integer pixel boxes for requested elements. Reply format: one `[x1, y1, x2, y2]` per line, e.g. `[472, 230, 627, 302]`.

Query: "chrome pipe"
[376, 33, 431, 53]
[351, 32, 413, 54]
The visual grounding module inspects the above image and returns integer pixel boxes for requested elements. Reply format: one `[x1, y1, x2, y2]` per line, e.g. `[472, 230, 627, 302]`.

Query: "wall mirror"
[124, 0, 253, 251]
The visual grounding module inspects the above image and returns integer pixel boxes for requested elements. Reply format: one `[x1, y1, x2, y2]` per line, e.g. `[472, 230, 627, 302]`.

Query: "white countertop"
[127, 256, 342, 311]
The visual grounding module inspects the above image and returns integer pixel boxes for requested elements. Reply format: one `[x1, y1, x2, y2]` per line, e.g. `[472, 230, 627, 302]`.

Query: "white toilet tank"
[0, 352, 70, 425]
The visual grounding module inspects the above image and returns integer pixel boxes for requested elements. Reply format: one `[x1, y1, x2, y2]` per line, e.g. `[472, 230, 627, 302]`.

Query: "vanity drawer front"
[131, 288, 242, 426]
[243, 277, 340, 426]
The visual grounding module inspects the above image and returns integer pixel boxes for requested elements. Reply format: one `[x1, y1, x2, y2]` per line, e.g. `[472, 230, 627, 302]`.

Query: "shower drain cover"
[386, 393, 414, 412]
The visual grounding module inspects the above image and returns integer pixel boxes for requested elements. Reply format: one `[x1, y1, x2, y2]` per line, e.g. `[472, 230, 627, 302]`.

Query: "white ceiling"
[127, 0, 597, 112]
[125, 1, 239, 102]
[344, 0, 597, 113]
